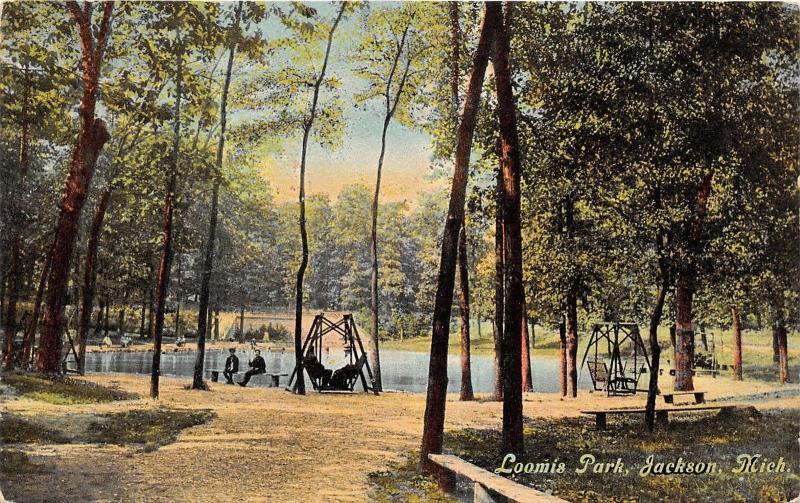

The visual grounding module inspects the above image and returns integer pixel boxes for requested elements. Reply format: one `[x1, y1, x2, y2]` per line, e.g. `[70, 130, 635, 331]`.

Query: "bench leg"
[664, 395, 673, 404]
[596, 413, 607, 430]
[656, 410, 669, 428]
[474, 483, 497, 503]
[210, 371, 219, 383]
[694, 392, 705, 404]
[271, 376, 280, 387]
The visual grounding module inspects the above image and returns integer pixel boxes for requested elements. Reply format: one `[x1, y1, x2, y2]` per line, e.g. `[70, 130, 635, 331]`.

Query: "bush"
[265, 322, 290, 341]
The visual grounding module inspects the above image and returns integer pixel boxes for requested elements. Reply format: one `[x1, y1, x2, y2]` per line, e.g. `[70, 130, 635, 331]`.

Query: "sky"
[250, 1, 447, 205]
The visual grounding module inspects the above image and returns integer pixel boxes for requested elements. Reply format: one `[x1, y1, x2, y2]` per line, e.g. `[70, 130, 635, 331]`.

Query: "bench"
[207, 369, 287, 387]
[266, 372, 288, 387]
[662, 391, 705, 404]
[427, 453, 568, 503]
[581, 405, 736, 430]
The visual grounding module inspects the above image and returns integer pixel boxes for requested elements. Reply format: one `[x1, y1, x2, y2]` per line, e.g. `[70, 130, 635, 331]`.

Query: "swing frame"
[287, 313, 378, 395]
[580, 322, 651, 396]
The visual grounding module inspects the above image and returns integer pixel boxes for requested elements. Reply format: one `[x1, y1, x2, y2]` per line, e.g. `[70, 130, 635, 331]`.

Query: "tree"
[288, 3, 347, 395]
[38, 1, 114, 374]
[354, 3, 429, 393]
[193, 0, 245, 390]
[420, 2, 498, 477]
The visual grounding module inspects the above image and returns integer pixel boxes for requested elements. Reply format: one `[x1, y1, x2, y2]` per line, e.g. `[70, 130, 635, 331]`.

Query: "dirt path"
[2, 373, 795, 502]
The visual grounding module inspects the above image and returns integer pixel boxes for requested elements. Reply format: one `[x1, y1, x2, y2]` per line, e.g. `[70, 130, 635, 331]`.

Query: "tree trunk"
[151, 41, 182, 400]
[193, 0, 242, 390]
[77, 186, 112, 374]
[777, 325, 788, 384]
[644, 276, 668, 432]
[772, 328, 780, 364]
[103, 296, 109, 338]
[559, 318, 567, 396]
[521, 303, 532, 393]
[38, 2, 114, 374]
[731, 306, 742, 381]
[292, 5, 345, 396]
[117, 305, 126, 336]
[458, 223, 474, 401]
[239, 305, 245, 342]
[566, 290, 579, 398]
[21, 252, 51, 367]
[2, 237, 21, 369]
[420, 4, 497, 477]
[492, 173, 505, 402]
[213, 303, 220, 340]
[147, 283, 155, 339]
[139, 293, 146, 337]
[674, 274, 695, 391]
[494, 2, 525, 455]
[773, 294, 789, 384]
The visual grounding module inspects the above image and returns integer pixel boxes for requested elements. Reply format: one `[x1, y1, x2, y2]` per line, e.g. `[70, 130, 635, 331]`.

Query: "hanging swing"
[580, 322, 651, 396]
[287, 313, 378, 395]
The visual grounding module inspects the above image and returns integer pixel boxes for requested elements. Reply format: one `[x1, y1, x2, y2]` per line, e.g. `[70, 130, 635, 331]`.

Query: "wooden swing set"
[287, 313, 378, 395]
[580, 322, 651, 396]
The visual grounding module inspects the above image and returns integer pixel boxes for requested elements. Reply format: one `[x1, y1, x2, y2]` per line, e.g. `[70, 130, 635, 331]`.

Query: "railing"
[428, 454, 569, 503]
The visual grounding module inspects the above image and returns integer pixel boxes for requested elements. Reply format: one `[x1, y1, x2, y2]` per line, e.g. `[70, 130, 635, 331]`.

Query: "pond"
[84, 348, 592, 393]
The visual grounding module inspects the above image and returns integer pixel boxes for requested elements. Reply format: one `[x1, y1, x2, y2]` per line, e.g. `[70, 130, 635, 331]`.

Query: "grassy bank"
[370, 407, 800, 502]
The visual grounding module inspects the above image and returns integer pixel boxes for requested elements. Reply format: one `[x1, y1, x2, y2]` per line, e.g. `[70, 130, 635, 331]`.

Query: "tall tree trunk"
[772, 328, 780, 364]
[38, 2, 114, 374]
[213, 303, 220, 340]
[494, 2, 525, 455]
[2, 67, 31, 371]
[117, 304, 126, 336]
[193, 0, 242, 390]
[674, 273, 695, 391]
[566, 289, 579, 398]
[521, 301, 532, 393]
[103, 296, 109, 338]
[239, 305, 245, 342]
[731, 306, 742, 381]
[147, 283, 155, 339]
[773, 294, 789, 384]
[458, 223, 474, 401]
[559, 318, 567, 396]
[2, 238, 20, 369]
[21, 252, 51, 367]
[292, 5, 345, 396]
[492, 175, 505, 401]
[150, 41, 182, 400]
[139, 292, 146, 337]
[777, 325, 789, 385]
[420, 4, 497, 477]
[644, 272, 668, 432]
[77, 186, 112, 374]
[369, 21, 411, 394]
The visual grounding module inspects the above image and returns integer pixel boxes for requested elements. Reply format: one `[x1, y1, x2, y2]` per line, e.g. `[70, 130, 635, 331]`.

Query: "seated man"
[100, 335, 113, 348]
[302, 353, 332, 389]
[120, 335, 132, 348]
[329, 363, 360, 390]
[223, 348, 239, 384]
[238, 350, 266, 387]
[175, 335, 186, 347]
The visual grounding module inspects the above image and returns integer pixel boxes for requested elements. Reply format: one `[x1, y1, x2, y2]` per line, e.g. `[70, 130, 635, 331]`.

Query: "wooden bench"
[581, 405, 736, 430]
[207, 370, 287, 387]
[428, 454, 568, 503]
[662, 391, 706, 404]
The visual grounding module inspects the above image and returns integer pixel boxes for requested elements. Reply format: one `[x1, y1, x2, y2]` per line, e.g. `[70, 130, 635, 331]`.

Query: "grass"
[0, 414, 69, 444]
[86, 408, 215, 447]
[425, 408, 797, 502]
[368, 455, 457, 503]
[1, 372, 139, 404]
[0, 449, 49, 475]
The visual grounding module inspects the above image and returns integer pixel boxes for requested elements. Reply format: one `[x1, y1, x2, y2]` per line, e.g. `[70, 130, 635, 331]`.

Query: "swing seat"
[586, 359, 610, 391]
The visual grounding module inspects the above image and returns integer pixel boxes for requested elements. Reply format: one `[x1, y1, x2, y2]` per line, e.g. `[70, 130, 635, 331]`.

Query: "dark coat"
[225, 355, 239, 373]
[249, 355, 266, 372]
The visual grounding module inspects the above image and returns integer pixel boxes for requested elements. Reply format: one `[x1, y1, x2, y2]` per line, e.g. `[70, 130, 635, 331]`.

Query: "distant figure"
[224, 348, 239, 384]
[175, 335, 186, 347]
[249, 338, 257, 351]
[238, 350, 266, 387]
[120, 335, 132, 348]
[100, 335, 113, 348]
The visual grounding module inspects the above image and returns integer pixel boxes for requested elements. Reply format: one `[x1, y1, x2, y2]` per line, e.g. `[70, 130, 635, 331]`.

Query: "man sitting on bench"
[223, 348, 239, 384]
[237, 350, 266, 387]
